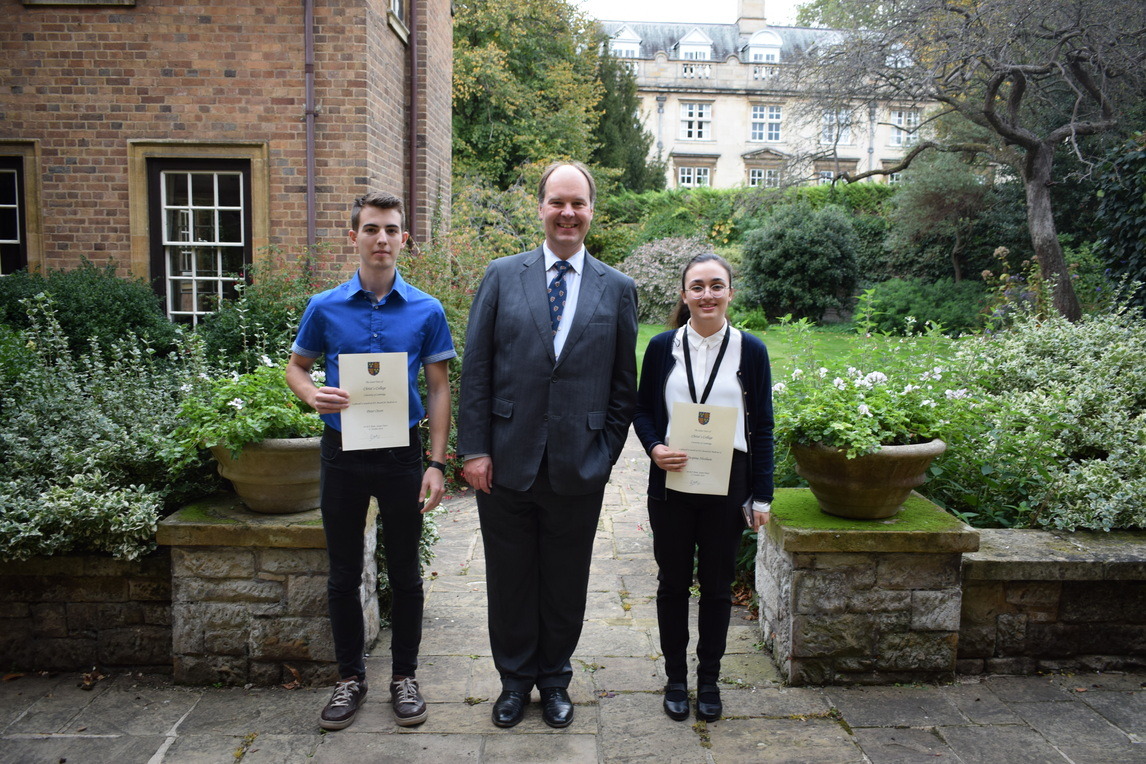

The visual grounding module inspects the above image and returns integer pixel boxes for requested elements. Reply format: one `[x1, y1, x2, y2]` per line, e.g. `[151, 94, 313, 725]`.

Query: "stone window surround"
[0, 141, 42, 273]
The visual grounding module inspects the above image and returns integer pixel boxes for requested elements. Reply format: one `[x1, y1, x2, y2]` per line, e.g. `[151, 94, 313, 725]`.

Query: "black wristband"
[426, 460, 447, 472]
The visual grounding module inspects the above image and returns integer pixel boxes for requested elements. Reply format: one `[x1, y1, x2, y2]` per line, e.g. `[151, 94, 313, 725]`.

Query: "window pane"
[222, 279, 241, 301]
[217, 173, 241, 207]
[193, 209, 216, 242]
[191, 174, 214, 206]
[0, 171, 17, 205]
[218, 210, 242, 242]
[197, 287, 222, 313]
[0, 209, 17, 242]
[221, 248, 245, 274]
[169, 279, 194, 311]
[196, 248, 219, 277]
[165, 173, 188, 207]
[167, 209, 190, 242]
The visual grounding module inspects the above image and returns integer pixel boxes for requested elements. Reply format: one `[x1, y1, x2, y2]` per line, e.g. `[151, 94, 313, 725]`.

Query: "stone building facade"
[1, 0, 453, 324]
[600, 0, 919, 190]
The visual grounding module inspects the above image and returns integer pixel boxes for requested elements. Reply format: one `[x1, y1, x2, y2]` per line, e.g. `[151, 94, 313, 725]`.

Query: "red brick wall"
[0, 0, 452, 277]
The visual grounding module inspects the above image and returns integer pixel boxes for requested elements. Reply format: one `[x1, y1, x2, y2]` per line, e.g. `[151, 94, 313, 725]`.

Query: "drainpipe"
[305, 0, 317, 250]
[407, 1, 421, 243]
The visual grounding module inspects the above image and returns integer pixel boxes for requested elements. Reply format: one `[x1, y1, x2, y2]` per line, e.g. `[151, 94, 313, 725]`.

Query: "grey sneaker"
[390, 676, 428, 726]
[319, 676, 367, 730]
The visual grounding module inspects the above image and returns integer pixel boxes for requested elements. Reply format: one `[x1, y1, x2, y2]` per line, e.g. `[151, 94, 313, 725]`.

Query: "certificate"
[664, 402, 737, 495]
[338, 352, 409, 451]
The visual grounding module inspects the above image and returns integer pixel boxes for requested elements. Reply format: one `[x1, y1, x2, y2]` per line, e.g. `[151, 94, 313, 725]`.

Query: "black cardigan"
[633, 327, 775, 503]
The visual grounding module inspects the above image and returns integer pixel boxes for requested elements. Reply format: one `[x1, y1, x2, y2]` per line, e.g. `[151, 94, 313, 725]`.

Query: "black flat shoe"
[539, 686, 574, 728]
[491, 689, 529, 728]
[663, 682, 689, 721]
[696, 684, 722, 722]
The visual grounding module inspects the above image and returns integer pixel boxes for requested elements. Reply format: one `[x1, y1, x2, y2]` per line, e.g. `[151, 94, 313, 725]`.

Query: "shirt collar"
[345, 268, 409, 303]
[542, 243, 585, 275]
[685, 319, 728, 349]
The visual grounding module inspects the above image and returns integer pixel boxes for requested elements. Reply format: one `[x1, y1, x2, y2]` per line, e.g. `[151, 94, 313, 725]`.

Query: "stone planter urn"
[791, 438, 947, 520]
[210, 436, 322, 514]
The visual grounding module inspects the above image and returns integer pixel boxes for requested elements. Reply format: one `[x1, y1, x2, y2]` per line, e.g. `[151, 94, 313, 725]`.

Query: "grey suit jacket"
[457, 247, 639, 495]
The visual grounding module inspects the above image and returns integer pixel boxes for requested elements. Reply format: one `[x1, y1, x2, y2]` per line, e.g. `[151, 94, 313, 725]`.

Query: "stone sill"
[157, 493, 326, 549]
[964, 528, 1146, 581]
[765, 488, 980, 554]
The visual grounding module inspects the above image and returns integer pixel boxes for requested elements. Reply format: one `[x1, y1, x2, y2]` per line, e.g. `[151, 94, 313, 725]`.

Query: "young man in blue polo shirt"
[286, 191, 455, 731]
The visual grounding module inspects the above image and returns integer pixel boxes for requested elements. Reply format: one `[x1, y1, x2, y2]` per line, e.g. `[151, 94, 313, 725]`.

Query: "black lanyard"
[682, 327, 731, 405]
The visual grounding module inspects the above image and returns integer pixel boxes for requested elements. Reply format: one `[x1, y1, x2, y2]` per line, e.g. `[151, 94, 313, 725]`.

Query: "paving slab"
[706, 717, 864, 763]
[851, 727, 960, 762]
[936, 725, 1070, 764]
[823, 685, 967, 728]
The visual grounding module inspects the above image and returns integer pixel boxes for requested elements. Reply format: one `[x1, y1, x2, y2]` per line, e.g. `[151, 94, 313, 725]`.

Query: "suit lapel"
[556, 254, 605, 369]
[520, 248, 558, 365]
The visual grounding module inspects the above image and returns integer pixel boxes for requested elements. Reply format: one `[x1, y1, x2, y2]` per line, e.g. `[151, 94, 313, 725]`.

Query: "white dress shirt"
[543, 244, 584, 359]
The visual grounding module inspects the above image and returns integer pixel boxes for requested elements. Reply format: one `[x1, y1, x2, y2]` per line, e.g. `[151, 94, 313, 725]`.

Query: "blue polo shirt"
[291, 269, 456, 430]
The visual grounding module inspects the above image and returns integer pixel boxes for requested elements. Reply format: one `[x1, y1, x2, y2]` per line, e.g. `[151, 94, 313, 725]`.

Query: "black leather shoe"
[491, 689, 529, 728]
[539, 687, 574, 728]
[663, 682, 689, 721]
[696, 684, 722, 722]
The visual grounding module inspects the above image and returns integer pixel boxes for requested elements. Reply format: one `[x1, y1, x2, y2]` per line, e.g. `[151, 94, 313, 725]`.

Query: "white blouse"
[664, 320, 748, 453]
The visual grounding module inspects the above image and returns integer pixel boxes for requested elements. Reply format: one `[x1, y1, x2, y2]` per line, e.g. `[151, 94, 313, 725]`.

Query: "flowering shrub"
[617, 235, 711, 324]
[0, 294, 216, 561]
[929, 308, 1146, 531]
[771, 317, 974, 458]
[166, 355, 324, 467]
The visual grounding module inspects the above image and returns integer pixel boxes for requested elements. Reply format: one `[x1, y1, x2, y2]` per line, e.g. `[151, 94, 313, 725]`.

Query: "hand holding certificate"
[338, 352, 409, 451]
[664, 402, 737, 495]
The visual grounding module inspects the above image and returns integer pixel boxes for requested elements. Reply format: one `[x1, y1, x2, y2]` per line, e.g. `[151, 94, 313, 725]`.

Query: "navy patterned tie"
[547, 260, 572, 336]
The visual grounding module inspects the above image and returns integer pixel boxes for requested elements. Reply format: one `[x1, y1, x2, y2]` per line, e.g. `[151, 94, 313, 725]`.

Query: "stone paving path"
[2, 432, 1145, 762]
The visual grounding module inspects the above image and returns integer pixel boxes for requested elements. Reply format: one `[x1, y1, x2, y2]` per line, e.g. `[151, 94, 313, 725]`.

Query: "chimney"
[737, 0, 769, 34]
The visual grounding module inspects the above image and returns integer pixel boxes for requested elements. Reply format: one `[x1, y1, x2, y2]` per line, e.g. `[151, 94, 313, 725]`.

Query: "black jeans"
[648, 450, 750, 686]
[320, 425, 424, 680]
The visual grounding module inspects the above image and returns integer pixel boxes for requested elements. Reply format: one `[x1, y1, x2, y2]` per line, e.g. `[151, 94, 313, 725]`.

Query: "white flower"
[772, 382, 788, 393]
[199, 372, 211, 380]
[227, 398, 245, 410]
[847, 366, 860, 377]
[854, 376, 873, 389]
[259, 354, 274, 367]
[922, 399, 936, 408]
[791, 368, 804, 380]
[311, 370, 326, 384]
[179, 383, 193, 393]
[858, 404, 873, 417]
[817, 367, 829, 378]
[864, 371, 888, 386]
[945, 388, 969, 399]
[833, 377, 848, 390]
[902, 384, 919, 394]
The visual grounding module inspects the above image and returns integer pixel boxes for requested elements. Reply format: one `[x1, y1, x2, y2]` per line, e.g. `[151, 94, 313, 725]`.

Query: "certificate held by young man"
[664, 402, 736, 495]
[338, 352, 409, 450]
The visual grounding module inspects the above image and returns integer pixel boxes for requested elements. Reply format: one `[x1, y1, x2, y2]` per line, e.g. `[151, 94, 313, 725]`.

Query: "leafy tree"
[740, 204, 859, 321]
[453, 0, 602, 188]
[885, 151, 988, 282]
[786, 0, 1146, 320]
[591, 50, 665, 192]
[1095, 134, 1146, 306]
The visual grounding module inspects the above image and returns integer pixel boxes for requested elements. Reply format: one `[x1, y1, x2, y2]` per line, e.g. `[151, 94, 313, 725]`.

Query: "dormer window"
[609, 25, 642, 59]
[747, 30, 782, 65]
[678, 29, 713, 61]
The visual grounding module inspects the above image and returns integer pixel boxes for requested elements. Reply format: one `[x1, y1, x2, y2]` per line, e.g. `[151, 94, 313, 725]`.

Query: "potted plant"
[770, 322, 973, 519]
[168, 357, 325, 514]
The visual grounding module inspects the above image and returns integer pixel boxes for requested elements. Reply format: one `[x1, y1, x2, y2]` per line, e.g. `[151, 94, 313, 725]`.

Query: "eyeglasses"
[685, 284, 729, 297]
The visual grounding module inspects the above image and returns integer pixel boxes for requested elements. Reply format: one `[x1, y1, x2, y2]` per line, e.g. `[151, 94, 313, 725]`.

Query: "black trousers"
[319, 425, 424, 681]
[648, 450, 749, 686]
[477, 464, 603, 693]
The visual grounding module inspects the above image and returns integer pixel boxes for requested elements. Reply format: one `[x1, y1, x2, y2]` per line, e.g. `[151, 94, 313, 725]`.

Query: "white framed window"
[750, 105, 782, 142]
[887, 172, 904, 185]
[747, 30, 782, 66]
[679, 102, 712, 140]
[0, 163, 24, 274]
[748, 168, 763, 187]
[821, 109, 852, 145]
[611, 43, 639, 58]
[678, 166, 711, 188]
[156, 166, 249, 325]
[817, 170, 834, 185]
[891, 109, 920, 146]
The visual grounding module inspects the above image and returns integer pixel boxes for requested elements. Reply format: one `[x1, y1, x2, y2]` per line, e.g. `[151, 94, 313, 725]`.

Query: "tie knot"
[552, 260, 572, 276]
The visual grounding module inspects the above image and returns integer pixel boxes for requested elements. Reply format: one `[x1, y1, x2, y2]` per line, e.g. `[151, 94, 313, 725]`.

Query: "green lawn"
[637, 322, 867, 379]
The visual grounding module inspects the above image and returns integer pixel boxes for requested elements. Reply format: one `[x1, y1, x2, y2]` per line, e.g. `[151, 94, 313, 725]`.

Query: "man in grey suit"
[458, 161, 638, 729]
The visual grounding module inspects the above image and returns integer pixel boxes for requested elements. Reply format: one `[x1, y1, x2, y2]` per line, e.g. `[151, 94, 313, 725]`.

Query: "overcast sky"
[574, 0, 804, 25]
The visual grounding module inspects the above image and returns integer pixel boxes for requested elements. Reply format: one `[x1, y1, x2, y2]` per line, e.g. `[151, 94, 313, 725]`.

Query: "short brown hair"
[537, 161, 597, 207]
[351, 191, 405, 230]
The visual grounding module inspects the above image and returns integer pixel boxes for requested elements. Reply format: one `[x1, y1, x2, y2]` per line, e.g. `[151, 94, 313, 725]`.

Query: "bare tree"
[788, 0, 1146, 320]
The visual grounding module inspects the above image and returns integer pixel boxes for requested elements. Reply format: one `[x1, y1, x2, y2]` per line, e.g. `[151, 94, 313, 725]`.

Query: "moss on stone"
[772, 488, 967, 534]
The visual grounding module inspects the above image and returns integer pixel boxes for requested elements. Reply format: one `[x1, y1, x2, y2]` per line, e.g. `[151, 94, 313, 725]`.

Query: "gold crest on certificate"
[665, 402, 737, 495]
[338, 352, 409, 451]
